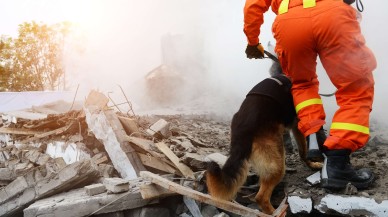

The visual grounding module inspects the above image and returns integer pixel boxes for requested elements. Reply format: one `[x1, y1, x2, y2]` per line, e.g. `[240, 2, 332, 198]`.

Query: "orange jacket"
[244, 0, 323, 45]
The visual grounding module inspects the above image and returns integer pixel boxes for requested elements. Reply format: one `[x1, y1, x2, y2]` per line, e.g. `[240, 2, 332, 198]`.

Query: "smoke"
[62, 0, 388, 125]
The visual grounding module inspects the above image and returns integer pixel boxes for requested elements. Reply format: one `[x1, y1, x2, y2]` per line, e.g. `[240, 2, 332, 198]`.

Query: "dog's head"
[266, 41, 284, 77]
[265, 42, 292, 89]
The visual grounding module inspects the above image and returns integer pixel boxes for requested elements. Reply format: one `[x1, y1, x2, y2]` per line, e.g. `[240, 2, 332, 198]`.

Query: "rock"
[103, 178, 130, 194]
[306, 171, 321, 186]
[288, 196, 312, 214]
[204, 153, 227, 167]
[201, 205, 219, 217]
[139, 206, 170, 217]
[85, 183, 106, 196]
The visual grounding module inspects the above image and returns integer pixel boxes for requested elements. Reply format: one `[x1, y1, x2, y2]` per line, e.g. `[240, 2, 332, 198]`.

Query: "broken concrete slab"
[84, 91, 145, 180]
[45, 141, 91, 165]
[23, 185, 155, 217]
[0, 160, 100, 217]
[315, 194, 388, 217]
[85, 107, 144, 180]
[288, 196, 312, 214]
[306, 171, 321, 186]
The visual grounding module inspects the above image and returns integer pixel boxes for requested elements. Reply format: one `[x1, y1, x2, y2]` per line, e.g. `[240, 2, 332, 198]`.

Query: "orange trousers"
[272, 1, 376, 152]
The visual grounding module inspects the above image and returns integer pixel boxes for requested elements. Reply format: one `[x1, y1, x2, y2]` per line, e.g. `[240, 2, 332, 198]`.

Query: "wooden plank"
[125, 136, 153, 151]
[118, 116, 140, 136]
[138, 153, 179, 175]
[0, 128, 43, 135]
[139, 183, 177, 200]
[35, 124, 72, 138]
[155, 142, 195, 179]
[140, 171, 272, 217]
[20, 123, 73, 144]
[126, 136, 178, 169]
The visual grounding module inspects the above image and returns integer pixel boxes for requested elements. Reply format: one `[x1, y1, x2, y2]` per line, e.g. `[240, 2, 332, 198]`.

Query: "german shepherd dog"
[206, 54, 322, 215]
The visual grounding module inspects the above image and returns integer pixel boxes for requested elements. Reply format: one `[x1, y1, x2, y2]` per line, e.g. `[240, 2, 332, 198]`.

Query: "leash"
[264, 50, 279, 63]
[263, 50, 336, 97]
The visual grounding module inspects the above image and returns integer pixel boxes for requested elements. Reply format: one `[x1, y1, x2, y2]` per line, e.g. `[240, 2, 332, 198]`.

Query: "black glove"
[343, 0, 355, 4]
[245, 43, 264, 59]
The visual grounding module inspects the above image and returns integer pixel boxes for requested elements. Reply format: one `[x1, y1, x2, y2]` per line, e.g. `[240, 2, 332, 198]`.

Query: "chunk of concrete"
[46, 141, 91, 165]
[84, 104, 144, 180]
[0, 168, 14, 181]
[288, 196, 312, 214]
[85, 183, 107, 196]
[146, 119, 171, 139]
[204, 153, 227, 167]
[140, 207, 170, 217]
[104, 178, 130, 193]
[306, 171, 321, 186]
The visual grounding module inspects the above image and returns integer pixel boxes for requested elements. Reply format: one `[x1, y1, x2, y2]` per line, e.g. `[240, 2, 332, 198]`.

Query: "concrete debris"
[288, 196, 313, 214]
[84, 90, 145, 180]
[203, 152, 227, 167]
[146, 118, 171, 139]
[103, 177, 130, 194]
[316, 194, 388, 217]
[306, 171, 321, 186]
[23, 183, 154, 217]
[0, 160, 100, 217]
[0, 90, 387, 217]
[85, 183, 107, 196]
[46, 141, 91, 164]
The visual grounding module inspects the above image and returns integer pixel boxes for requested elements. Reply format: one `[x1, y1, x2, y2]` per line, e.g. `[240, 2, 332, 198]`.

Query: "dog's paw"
[306, 161, 323, 170]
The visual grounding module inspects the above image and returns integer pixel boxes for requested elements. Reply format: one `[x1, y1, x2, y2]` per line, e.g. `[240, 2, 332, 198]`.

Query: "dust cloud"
[2, 0, 387, 125]
[69, 0, 387, 126]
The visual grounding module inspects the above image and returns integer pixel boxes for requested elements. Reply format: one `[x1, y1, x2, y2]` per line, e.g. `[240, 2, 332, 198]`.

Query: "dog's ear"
[269, 61, 283, 77]
[267, 41, 277, 58]
[266, 41, 283, 77]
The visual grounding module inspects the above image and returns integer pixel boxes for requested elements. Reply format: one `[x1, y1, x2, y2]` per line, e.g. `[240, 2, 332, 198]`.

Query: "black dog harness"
[247, 75, 295, 118]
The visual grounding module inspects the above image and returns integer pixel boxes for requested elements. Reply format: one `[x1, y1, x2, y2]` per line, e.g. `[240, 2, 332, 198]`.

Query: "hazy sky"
[1, 0, 387, 124]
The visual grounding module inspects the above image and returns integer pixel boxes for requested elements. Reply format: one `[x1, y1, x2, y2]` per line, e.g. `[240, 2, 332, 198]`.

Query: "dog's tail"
[206, 157, 249, 201]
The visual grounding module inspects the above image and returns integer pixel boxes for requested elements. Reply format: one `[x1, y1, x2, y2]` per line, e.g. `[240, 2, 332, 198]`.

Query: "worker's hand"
[245, 43, 264, 59]
[343, 0, 355, 4]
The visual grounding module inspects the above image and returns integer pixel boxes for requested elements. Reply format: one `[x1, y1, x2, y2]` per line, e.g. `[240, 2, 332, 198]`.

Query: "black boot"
[321, 149, 375, 189]
[306, 127, 326, 161]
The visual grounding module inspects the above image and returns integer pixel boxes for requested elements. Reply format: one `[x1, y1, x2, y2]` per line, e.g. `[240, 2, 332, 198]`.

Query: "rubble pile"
[1, 90, 388, 217]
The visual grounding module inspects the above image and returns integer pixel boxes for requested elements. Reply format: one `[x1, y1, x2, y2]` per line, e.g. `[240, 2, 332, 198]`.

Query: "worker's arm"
[243, 0, 272, 45]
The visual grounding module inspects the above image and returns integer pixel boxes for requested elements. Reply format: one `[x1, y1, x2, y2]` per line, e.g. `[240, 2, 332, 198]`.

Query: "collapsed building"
[0, 88, 388, 217]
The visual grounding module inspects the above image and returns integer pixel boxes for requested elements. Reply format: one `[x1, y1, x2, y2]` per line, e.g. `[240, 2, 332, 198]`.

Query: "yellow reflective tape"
[278, 0, 290, 14]
[303, 0, 316, 8]
[295, 98, 322, 113]
[331, 122, 370, 134]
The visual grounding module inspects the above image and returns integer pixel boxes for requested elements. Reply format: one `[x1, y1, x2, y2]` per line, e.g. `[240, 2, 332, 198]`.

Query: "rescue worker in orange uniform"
[244, 0, 376, 189]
